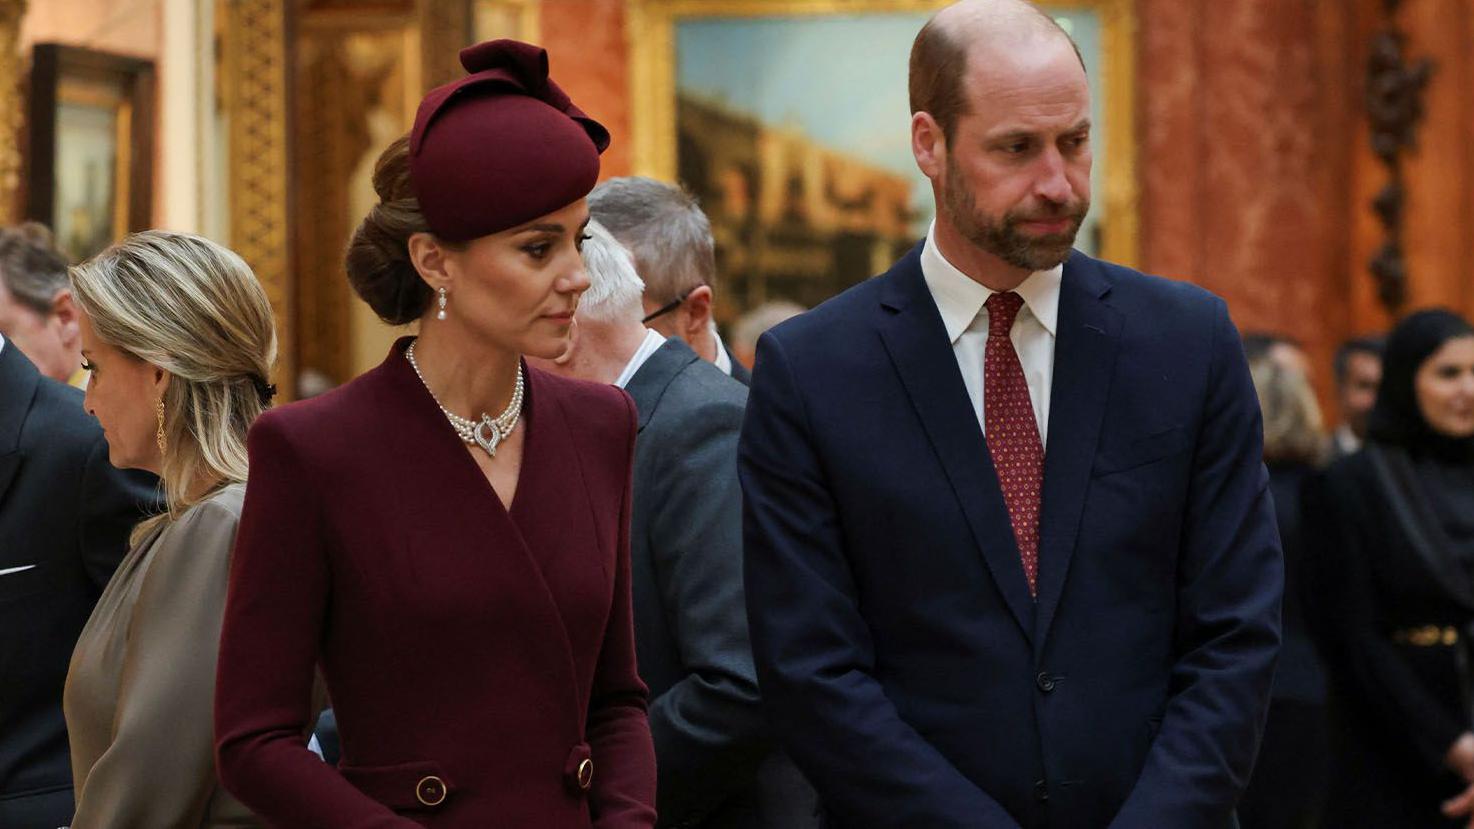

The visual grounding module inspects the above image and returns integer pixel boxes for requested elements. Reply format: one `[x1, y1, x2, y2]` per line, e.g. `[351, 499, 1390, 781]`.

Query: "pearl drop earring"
[437, 287, 447, 321]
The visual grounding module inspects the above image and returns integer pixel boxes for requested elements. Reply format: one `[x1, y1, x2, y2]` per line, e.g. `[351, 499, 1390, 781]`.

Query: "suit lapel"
[0, 344, 41, 506]
[0, 453, 20, 509]
[1034, 254, 1123, 650]
[877, 252, 1035, 641]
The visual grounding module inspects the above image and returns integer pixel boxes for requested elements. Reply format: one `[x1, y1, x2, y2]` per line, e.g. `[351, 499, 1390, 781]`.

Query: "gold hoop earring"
[155, 400, 167, 455]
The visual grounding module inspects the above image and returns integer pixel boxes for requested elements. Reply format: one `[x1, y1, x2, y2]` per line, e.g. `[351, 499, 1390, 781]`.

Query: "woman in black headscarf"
[1305, 308, 1474, 828]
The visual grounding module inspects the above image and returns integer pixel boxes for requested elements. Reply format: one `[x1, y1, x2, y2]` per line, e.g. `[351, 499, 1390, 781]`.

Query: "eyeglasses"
[641, 288, 695, 324]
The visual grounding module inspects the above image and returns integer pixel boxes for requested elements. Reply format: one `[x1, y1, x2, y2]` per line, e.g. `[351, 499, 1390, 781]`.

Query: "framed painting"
[628, 0, 1137, 314]
[27, 44, 156, 264]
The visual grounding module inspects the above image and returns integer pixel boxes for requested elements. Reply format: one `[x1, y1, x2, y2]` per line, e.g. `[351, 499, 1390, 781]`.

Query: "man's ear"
[912, 111, 946, 180]
[681, 285, 713, 339]
[407, 232, 453, 294]
[51, 288, 80, 345]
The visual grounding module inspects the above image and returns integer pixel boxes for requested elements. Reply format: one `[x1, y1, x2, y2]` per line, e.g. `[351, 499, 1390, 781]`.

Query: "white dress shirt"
[712, 325, 733, 376]
[919, 222, 1061, 447]
[614, 328, 670, 389]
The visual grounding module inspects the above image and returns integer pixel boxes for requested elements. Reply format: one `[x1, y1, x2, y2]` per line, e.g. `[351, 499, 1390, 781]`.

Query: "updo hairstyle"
[344, 135, 464, 325]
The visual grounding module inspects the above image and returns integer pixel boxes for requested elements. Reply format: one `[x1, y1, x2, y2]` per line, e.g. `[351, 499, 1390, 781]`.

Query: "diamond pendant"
[473, 416, 502, 457]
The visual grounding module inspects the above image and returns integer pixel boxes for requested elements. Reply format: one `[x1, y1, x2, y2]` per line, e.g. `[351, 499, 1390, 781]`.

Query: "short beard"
[941, 154, 1088, 272]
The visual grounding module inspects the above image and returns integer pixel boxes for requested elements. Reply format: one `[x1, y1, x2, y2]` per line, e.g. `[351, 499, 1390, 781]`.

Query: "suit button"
[1036, 671, 1056, 692]
[577, 758, 594, 790]
[416, 775, 447, 806]
[1034, 780, 1049, 803]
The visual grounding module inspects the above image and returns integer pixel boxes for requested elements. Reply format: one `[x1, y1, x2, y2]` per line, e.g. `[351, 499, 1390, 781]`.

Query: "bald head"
[909, 0, 1083, 142]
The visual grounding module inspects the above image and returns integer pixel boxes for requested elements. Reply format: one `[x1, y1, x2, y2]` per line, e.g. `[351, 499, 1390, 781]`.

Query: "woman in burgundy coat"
[213, 40, 657, 828]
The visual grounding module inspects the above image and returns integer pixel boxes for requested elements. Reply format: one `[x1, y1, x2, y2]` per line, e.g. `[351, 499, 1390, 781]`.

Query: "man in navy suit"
[0, 335, 157, 828]
[738, 2, 1283, 826]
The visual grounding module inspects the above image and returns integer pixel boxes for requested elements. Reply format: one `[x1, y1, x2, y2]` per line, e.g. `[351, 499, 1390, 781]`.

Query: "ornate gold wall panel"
[421, 0, 473, 88]
[293, 17, 417, 384]
[292, 37, 356, 384]
[474, 0, 539, 42]
[0, 0, 26, 224]
[292, 1, 483, 382]
[223, 0, 294, 395]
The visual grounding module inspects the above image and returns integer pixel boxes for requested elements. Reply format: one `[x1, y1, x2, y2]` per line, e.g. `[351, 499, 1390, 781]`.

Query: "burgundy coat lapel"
[375, 340, 588, 732]
[510, 368, 614, 715]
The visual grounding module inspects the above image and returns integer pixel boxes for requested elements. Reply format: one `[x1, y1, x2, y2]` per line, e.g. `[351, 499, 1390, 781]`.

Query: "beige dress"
[63, 484, 259, 828]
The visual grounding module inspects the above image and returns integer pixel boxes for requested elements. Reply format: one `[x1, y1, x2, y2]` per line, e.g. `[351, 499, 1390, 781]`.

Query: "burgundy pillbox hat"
[409, 39, 610, 242]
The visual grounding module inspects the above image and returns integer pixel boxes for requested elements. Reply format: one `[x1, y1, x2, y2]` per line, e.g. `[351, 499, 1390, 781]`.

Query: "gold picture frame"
[26, 44, 156, 264]
[627, 0, 1138, 288]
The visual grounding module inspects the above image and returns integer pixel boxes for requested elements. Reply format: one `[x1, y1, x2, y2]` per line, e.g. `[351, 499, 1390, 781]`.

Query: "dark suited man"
[0, 335, 156, 828]
[588, 177, 751, 385]
[1330, 335, 1384, 458]
[739, 2, 1283, 827]
[530, 221, 817, 827]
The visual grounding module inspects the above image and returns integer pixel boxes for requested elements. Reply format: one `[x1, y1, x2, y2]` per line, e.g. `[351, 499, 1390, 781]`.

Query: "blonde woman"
[62, 231, 277, 828]
[1240, 350, 1330, 829]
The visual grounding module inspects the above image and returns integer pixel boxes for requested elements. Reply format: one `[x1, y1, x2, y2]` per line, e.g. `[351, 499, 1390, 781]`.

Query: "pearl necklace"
[405, 339, 524, 457]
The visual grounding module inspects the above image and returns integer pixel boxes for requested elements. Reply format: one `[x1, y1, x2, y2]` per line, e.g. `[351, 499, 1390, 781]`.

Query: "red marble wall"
[1137, 0, 1360, 402]
[541, 0, 633, 179]
[1374, 0, 1474, 323]
[1139, 0, 1474, 410]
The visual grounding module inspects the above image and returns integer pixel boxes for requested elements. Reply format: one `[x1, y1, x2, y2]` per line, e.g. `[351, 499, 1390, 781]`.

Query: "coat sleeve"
[740, 332, 1023, 829]
[645, 392, 774, 825]
[214, 413, 418, 828]
[586, 391, 659, 828]
[1108, 298, 1284, 828]
[69, 498, 239, 829]
[1301, 465, 1465, 774]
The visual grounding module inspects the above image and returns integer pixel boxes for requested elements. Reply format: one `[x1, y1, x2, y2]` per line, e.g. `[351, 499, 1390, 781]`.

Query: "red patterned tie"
[984, 292, 1043, 596]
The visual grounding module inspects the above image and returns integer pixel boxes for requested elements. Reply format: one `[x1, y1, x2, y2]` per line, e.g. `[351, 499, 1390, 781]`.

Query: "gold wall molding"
[627, 0, 1139, 266]
[293, 1, 488, 381]
[474, 0, 539, 42]
[223, 0, 294, 394]
[292, 35, 356, 384]
[0, 0, 26, 224]
[422, 0, 473, 87]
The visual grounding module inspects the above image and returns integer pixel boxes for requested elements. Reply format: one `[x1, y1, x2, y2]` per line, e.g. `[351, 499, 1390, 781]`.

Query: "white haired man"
[587, 177, 751, 385]
[530, 221, 815, 827]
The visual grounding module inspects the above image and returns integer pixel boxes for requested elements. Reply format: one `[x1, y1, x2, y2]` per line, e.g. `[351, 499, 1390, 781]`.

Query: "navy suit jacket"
[0, 343, 157, 823]
[739, 247, 1282, 828]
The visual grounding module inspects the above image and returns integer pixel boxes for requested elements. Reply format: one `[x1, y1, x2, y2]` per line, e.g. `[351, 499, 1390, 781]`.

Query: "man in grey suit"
[530, 221, 815, 827]
[588, 177, 751, 386]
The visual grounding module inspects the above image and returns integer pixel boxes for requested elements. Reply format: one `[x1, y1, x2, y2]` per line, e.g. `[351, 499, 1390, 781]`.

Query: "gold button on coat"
[417, 775, 447, 806]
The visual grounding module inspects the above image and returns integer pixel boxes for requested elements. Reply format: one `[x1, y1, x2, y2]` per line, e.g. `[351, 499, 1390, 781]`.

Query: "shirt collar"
[919, 221, 1062, 344]
[711, 325, 733, 376]
[615, 328, 670, 389]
